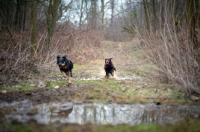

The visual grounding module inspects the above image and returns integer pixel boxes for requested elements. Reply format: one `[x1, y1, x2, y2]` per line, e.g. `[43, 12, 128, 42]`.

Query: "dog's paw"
[66, 83, 72, 87]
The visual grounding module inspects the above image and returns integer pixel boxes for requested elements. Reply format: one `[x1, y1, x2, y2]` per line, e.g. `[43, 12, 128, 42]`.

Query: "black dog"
[57, 55, 73, 84]
[104, 58, 116, 78]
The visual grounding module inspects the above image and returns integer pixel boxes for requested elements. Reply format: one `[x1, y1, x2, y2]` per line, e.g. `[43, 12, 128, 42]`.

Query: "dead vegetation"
[54, 24, 102, 63]
[138, 23, 200, 98]
[0, 24, 103, 84]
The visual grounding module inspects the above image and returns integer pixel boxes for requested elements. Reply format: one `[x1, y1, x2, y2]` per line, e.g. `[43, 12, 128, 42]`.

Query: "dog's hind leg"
[70, 71, 73, 77]
[111, 70, 115, 77]
[105, 72, 109, 78]
[111, 72, 114, 77]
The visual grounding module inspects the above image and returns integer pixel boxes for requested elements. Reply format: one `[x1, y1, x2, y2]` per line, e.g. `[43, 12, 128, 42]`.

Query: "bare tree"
[31, 0, 37, 53]
[0, 10, 13, 38]
[110, 0, 114, 26]
[46, 0, 61, 48]
[79, 0, 85, 29]
[142, 0, 150, 31]
[100, 0, 105, 29]
[187, 0, 199, 48]
[90, 0, 98, 30]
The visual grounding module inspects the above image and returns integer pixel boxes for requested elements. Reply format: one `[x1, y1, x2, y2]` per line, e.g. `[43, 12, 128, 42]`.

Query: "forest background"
[0, 0, 199, 99]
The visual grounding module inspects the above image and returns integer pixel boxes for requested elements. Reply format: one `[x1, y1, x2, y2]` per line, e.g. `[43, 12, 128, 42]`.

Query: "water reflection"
[1, 101, 200, 125]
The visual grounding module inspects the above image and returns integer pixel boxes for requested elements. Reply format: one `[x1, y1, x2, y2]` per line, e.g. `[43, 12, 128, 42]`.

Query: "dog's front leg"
[61, 71, 67, 78]
[62, 71, 71, 84]
[68, 77, 71, 84]
[68, 72, 71, 84]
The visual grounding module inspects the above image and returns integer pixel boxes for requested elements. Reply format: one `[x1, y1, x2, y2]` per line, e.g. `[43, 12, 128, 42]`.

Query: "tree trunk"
[110, 0, 114, 26]
[195, 0, 199, 27]
[110, 0, 115, 40]
[101, 0, 105, 29]
[30, 0, 37, 53]
[79, 0, 84, 30]
[0, 10, 13, 38]
[47, 0, 60, 49]
[187, 0, 198, 48]
[23, 1, 27, 31]
[143, 0, 150, 31]
[152, 0, 156, 30]
[90, 0, 97, 30]
[15, 0, 24, 31]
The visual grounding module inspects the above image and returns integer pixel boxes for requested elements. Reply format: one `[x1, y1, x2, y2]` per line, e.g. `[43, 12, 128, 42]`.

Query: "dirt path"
[63, 39, 185, 104]
[102, 40, 144, 79]
[75, 39, 148, 80]
[0, 40, 198, 132]
[75, 39, 157, 85]
[0, 39, 186, 105]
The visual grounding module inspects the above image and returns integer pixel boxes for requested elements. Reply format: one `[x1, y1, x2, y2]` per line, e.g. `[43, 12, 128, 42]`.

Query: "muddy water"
[0, 101, 200, 125]
[78, 75, 142, 81]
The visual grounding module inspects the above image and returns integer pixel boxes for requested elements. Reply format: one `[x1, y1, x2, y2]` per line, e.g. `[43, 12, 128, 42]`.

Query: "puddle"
[115, 75, 142, 80]
[77, 75, 142, 81]
[1, 101, 200, 125]
[75, 68, 142, 81]
[80, 77, 102, 80]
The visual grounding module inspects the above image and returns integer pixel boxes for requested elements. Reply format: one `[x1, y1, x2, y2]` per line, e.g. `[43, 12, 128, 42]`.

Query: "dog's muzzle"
[106, 61, 110, 65]
[58, 63, 63, 67]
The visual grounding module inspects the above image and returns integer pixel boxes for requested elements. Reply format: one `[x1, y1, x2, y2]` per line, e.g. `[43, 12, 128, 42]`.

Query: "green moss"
[74, 79, 122, 89]
[171, 91, 185, 100]
[70, 79, 126, 102]
[46, 80, 67, 90]
[7, 123, 32, 132]
[19, 84, 34, 90]
[5, 119, 200, 132]
[68, 79, 188, 104]
[53, 71, 62, 76]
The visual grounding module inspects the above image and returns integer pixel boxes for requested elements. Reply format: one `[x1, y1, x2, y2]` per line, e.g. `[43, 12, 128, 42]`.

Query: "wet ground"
[1, 101, 200, 125]
[0, 39, 200, 132]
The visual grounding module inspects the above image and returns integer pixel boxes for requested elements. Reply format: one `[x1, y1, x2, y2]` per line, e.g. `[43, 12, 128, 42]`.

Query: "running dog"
[57, 55, 73, 84]
[104, 58, 116, 78]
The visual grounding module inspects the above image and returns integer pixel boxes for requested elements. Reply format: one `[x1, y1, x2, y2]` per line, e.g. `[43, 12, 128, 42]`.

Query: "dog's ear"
[57, 55, 60, 59]
[63, 55, 67, 60]
[109, 58, 113, 60]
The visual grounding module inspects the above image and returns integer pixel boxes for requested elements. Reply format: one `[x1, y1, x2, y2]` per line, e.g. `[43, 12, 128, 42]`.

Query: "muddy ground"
[0, 39, 200, 132]
[0, 39, 190, 104]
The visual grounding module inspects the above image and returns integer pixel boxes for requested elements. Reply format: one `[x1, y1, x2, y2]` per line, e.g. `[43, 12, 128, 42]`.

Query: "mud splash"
[77, 75, 142, 81]
[1, 101, 200, 125]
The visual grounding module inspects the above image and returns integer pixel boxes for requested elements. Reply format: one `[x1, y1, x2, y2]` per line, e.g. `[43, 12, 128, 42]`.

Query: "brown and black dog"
[57, 55, 73, 84]
[104, 58, 116, 78]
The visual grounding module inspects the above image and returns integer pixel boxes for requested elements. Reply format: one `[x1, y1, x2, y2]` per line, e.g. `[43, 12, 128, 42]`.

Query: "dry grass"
[137, 22, 200, 97]
[0, 24, 103, 84]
